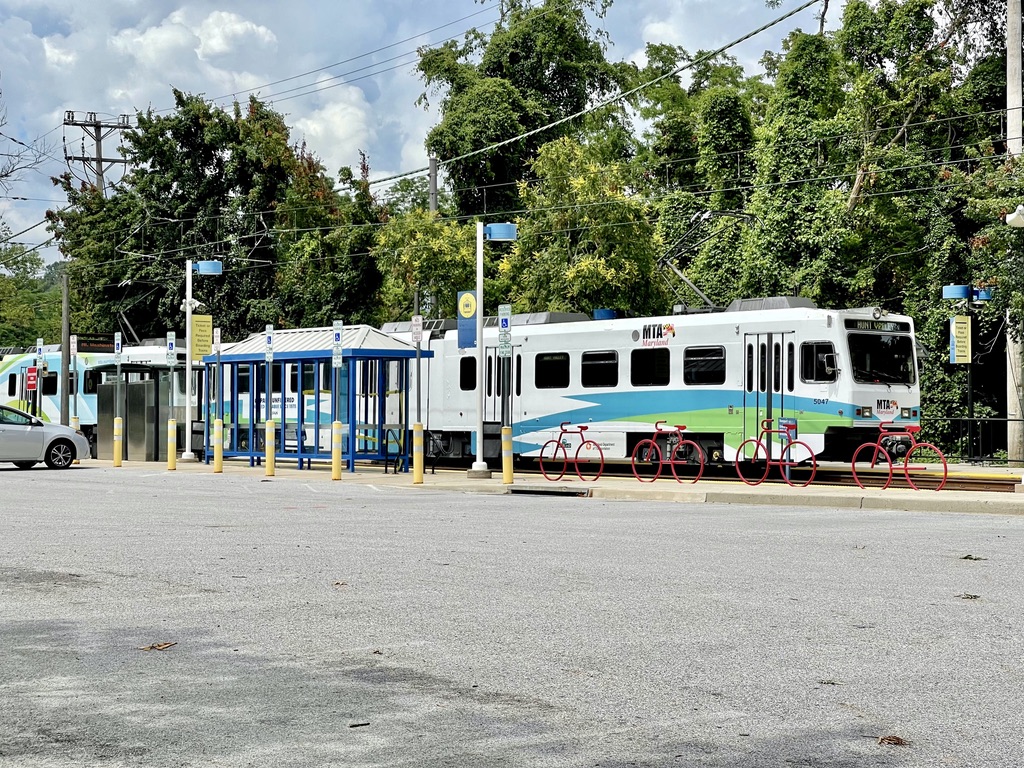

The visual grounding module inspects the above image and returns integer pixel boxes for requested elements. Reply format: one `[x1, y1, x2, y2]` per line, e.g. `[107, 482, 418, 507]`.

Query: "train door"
[742, 331, 795, 457]
[483, 345, 520, 427]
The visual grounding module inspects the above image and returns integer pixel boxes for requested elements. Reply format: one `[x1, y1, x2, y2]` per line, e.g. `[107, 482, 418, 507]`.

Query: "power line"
[202, 2, 502, 108]
[367, 0, 822, 188]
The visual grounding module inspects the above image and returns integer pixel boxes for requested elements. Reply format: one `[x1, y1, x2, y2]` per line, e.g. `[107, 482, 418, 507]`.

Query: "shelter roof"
[205, 325, 427, 362]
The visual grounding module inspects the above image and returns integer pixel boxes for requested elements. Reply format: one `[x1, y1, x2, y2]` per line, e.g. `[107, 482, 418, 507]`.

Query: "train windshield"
[847, 333, 916, 385]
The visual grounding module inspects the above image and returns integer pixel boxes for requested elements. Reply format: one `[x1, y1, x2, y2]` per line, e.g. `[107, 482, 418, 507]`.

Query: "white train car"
[0, 343, 192, 456]
[385, 297, 922, 465]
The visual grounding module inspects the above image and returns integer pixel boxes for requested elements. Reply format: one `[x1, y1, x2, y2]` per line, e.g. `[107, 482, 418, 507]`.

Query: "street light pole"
[472, 221, 486, 472]
[469, 222, 517, 478]
[182, 258, 197, 461]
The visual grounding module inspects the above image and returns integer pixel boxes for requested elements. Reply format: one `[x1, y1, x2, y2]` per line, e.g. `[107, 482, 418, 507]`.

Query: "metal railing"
[919, 417, 1024, 465]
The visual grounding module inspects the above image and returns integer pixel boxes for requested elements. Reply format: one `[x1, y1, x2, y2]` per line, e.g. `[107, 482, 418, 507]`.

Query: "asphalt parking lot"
[1, 462, 1022, 767]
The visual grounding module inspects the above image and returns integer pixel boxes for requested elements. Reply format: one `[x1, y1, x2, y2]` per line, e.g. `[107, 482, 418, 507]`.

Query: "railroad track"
[426, 458, 1021, 494]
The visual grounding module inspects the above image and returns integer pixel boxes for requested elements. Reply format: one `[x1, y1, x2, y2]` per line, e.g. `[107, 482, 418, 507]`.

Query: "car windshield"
[847, 333, 916, 385]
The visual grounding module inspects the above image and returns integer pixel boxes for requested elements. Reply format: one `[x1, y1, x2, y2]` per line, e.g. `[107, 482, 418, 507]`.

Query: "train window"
[746, 345, 754, 392]
[460, 356, 476, 391]
[787, 342, 795, 391]
[84, 370, 98, 395]
[800, 342, 837, 383]
[290, 363, 318, 393]
[515, 353, 522, 396]
[773, 342, 782, 392]
[581, 351, 618, 388]
[6, 373, 15, 397]
[758, 343, 767, 392]
[42, 373, 58, 396]
[630, 348, 670, 387]
[237, 366, 251, 393]
[361, 360, 377, 397]
[535, 353, 569, 389]
[487, 355, 493, 397]
[683, 346, 725, 386]
[848, 333, 916, 385]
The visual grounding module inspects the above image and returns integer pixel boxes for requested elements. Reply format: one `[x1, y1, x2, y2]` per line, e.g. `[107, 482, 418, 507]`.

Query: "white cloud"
[195, 11, 276, 60]
[110, 14, 199, 72]
[41, 37, 77, 68]
[290, 88, 376, 177]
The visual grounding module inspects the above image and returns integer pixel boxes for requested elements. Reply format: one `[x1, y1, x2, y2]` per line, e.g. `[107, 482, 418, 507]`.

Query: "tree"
[274, 148, 388, 328]
[418, 0, 622, 217]
[50, 91, 296, 341]
[372, 209, 477, 322]
[497, 137, 664, 315]
[0, 229, 59, 346]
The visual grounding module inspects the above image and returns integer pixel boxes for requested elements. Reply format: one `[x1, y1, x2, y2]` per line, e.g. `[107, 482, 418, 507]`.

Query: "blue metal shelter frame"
[200, 327, 429, 471]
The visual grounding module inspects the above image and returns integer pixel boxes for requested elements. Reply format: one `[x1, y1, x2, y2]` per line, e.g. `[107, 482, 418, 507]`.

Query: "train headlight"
[901, 407, 911, 419]
[861, 406, 873, 418]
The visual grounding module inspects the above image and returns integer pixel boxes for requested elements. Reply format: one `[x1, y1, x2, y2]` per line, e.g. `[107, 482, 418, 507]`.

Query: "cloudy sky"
[0, 0, 824, 261]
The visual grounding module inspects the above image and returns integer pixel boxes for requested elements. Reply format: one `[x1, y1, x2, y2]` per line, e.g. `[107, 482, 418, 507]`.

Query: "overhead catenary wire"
[203, 1, 502, 107]
[366, 0, 823, 188]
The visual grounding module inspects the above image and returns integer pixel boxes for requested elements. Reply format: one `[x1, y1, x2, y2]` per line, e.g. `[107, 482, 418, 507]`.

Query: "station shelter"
[201, 326, 430, 471]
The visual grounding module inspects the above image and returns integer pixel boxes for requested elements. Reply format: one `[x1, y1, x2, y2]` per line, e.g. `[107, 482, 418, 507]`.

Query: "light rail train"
[384, 296, 922, 466]
[0, 296, 922, 467]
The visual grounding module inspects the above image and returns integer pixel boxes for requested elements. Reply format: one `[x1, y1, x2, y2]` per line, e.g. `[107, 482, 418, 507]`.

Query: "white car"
[0, 404, 91, 469]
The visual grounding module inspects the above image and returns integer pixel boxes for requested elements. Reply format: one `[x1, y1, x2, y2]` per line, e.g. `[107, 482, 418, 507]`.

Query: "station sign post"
[498, 304, 512, 428]
[70, 334, 79, 421]
[264, 325, 273, 426]
[167, 332, 176, 412]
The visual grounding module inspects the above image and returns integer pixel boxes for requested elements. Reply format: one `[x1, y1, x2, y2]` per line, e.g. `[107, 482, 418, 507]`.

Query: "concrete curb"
[68, 459, 1024, 515]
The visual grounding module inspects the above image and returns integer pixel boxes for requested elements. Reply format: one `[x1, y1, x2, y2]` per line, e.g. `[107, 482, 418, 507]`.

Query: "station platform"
[79, 458, 1024, 516]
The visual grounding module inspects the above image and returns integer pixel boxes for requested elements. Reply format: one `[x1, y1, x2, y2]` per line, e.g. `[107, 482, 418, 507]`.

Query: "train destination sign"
[843, 319, 911, 332]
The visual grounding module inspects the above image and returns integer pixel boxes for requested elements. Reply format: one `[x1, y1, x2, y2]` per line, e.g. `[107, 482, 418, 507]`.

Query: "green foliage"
[0, 233, 59, 345]
[497, 137, 664, 314]
[694, 87, 754, 209]
[372, 209, 477, 321]
[418, 0, 622, 218]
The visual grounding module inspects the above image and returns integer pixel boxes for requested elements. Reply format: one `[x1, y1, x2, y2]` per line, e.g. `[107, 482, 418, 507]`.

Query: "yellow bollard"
[213, 418, 224, 474]
[167, 418, 177, 471]
[412, 423, 424, 484]
[113, 416, 123, 468]
[331, 421, 343, 481]
[501, 426, 514, 484]
[265, 419, 275, 476]
[71, 416, 81, 464]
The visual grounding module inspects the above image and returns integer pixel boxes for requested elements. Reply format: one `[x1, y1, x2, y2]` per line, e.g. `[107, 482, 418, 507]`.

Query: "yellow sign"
[458, 292, 477, 319]
[950, 315, 971, 364]
[191, 314, 213, 360]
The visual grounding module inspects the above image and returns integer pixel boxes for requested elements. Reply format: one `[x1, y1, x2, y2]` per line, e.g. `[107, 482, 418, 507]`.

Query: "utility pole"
[63, 111, 131, 195]
[60, 272, 70, 425]
[1008, 0, 1024, 462]
[1010, 0, 1022, 156]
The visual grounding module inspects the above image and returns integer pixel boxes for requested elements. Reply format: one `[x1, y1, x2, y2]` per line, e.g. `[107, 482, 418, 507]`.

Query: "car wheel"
[13, 461, 37, 470]
[44, 439, 76, 469]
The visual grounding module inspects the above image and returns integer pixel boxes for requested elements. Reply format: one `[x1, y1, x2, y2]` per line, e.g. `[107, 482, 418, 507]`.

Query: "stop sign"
[26, 366, 38, 391]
